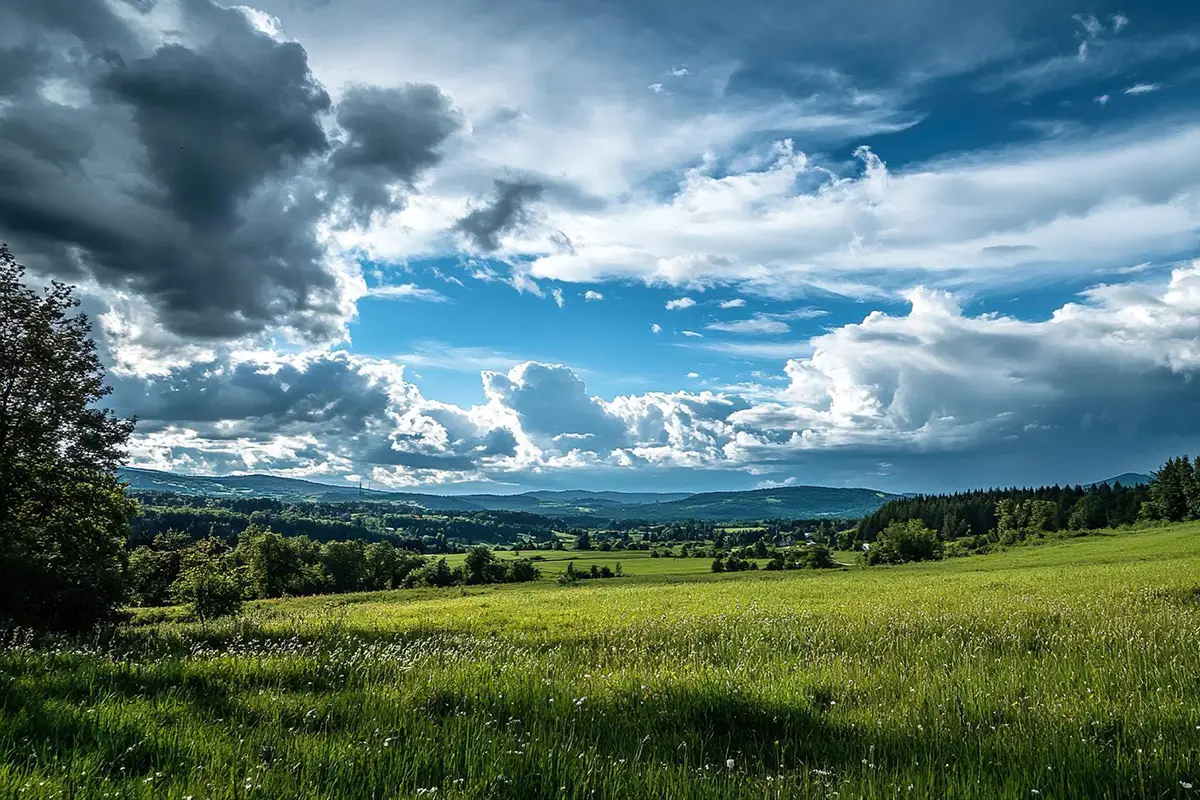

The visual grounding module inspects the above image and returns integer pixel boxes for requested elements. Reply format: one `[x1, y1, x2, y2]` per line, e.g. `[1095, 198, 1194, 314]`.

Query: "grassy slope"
[3, 525, 1200, 798]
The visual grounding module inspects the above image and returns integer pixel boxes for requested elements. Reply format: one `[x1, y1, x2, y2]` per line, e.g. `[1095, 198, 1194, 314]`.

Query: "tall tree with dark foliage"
[0, 245, 136, 630]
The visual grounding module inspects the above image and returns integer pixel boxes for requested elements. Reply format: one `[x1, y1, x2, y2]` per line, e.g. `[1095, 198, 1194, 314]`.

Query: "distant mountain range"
[116, 467, 901, 521]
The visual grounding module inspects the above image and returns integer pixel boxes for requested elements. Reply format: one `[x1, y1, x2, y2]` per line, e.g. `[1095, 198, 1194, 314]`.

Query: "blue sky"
[4, 0, 1200, 493]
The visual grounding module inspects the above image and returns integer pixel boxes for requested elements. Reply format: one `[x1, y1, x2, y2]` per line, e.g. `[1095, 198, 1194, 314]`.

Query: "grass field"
[2, 525, 1199, 798]
[443, 548, 765, 578]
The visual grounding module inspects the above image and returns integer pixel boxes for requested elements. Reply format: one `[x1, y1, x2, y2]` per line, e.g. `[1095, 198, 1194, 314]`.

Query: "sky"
[2, 0, 1200, 494]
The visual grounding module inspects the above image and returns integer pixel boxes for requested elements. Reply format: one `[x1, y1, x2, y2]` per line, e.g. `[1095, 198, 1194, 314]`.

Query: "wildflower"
[726, 759, 735, 769]
[1182, 782, 1193, 790]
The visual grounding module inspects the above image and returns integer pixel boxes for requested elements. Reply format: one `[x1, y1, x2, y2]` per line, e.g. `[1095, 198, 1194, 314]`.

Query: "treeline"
[130, 527, 540, 619]
[857, 481, 1149, 545]
[1144, 456, 1200, 522]
[129, 492, 566, 549]
[853, 457, 1200, 567]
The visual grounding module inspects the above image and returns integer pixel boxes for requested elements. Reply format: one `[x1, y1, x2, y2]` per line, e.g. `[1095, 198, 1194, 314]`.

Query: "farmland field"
[3, 524, 1200, 798]
[442, 548, 766, 578]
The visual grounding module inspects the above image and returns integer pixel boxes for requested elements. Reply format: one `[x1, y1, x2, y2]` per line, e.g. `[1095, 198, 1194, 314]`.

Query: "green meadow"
[442, 548, 755, 578]
[3, 524, 1199, 798]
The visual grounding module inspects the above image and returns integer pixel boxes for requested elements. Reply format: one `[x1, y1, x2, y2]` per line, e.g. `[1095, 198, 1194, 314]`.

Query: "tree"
[1068, 494, 1109, 531]
[407, 557, 456, 588]
[172, 557, 244, 621]
[573, 531, 592, 550]
[866, 520, 943, 565]
[363, 542, 423, 589]
[1148, 456, 1194, 522]
[0, 245, 137, 630]
[798, 543, 837, 569]
[463, 545, 504, 584]
[126, 531, 190, 607]
[237, 527, 315, 599]
[320, 539, 367, 592]
[505, 557, 541, 583]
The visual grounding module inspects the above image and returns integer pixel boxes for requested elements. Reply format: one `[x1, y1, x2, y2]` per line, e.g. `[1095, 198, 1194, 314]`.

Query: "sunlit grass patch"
[3, 524, 1199, 798]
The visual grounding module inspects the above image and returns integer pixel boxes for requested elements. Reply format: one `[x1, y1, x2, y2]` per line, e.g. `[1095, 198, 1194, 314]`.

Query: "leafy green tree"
[363, 542, 423, 589]
[573, 531, 592, 550]
[0, 246, 137, 630]
[1068, 494, 1109, 531]
[996, 499, 1059, 542]
[711, 557, 725, 573]
[237, 526, 327, 598]
[126, 531, 190, 607]
[320, 539, 367, 592]
[172, 559, 244, 620]
[867, 520, 944, 565]
[463, 544, 505, 584]
[407, 557, 457, 588]
[798, 543, 837, 569]
[505, 557, 541, 583]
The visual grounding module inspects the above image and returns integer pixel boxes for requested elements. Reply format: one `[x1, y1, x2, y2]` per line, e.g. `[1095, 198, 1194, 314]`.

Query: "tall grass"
[2, 525, 1199, 798]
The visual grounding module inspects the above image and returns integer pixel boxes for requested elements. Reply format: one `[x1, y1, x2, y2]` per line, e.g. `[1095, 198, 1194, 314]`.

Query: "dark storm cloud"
[330, 84, 463, 225]
[103, 36, 331, 227]
[5, 0, 142, 55]
[454, 178, 544, 252]
[0, 44, 51, 97]
[0, 0, 461, 342]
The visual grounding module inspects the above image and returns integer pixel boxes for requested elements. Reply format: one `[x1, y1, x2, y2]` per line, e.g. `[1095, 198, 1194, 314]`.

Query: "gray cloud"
[483, 362, 628, 451]
[111, 353, 393, 440]
[454, 178, 544, 251]
[103, 36, 331, 227]
[0, 0, 462, 342]
[330, 84, 463, 225]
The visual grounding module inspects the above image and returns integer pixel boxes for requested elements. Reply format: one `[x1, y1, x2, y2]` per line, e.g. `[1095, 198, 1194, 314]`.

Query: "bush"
[866, 520, 944, 565]
[558, 562, 580, 585]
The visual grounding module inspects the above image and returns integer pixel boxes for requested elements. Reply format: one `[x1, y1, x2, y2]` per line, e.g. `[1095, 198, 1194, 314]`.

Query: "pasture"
[2, 524, 1199, 798]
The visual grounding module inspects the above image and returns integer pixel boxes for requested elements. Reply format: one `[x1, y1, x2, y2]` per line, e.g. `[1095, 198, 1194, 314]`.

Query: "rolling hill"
[116, 467, 900, 521]
[619, 486, 904, 521]
[1088, 472, 1152, 487]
